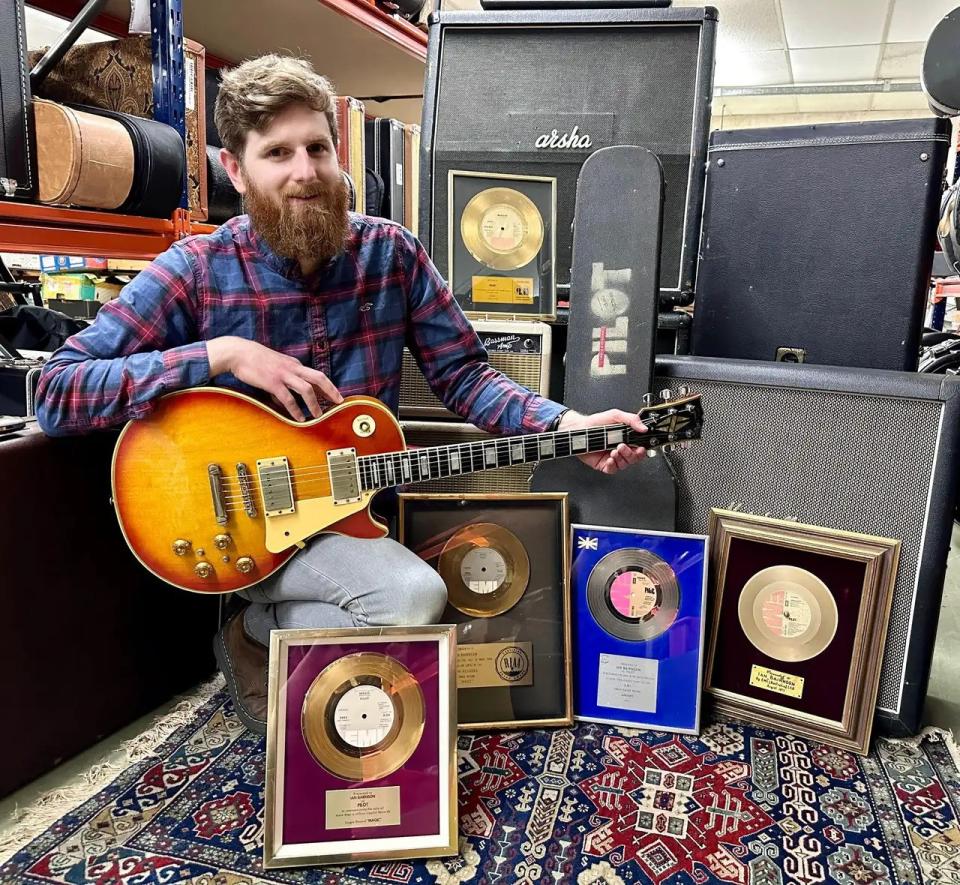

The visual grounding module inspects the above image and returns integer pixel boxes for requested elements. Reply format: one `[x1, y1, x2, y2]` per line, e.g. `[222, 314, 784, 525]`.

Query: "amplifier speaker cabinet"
[400, 319, 552, 420]
[655, 355, 960, 737]
[692, 119, 951, 371]
[400, 421, 533, 494]
[419, 6, 716, 306]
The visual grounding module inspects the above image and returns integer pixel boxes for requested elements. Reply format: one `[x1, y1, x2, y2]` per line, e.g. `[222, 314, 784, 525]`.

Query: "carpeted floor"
[2, 679, 959, 884]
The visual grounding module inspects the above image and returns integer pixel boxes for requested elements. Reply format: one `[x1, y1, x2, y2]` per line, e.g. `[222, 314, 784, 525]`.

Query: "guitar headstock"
[636, 387, 704, 452]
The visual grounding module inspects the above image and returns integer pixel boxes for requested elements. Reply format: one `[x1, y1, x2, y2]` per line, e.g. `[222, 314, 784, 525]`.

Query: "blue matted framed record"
[571, 525, 708, 733]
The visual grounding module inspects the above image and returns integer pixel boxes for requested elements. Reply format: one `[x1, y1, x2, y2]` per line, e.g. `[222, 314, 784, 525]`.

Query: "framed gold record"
[399, 492, 572, 731]
[264, 626, 457, 869]
[448, 170, 557, 321]
[706, 510, 900, 755]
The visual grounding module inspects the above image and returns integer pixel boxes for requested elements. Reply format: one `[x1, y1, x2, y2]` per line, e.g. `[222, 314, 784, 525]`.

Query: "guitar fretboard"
[357, 424, 636, 492]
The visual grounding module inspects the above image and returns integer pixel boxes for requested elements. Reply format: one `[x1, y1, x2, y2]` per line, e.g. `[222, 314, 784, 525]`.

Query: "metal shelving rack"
[2, 0, 426, 261]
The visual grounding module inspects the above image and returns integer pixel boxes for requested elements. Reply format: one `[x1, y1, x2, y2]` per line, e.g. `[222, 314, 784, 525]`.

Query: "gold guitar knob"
[235, 556, 255, 574]
[172, 539, 191, 556]
[214, 533, 231, 550]
[194, 561, 214, 579]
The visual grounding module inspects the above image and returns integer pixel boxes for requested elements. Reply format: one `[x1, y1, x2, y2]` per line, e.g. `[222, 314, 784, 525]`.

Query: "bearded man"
[36, 55, 647, 733]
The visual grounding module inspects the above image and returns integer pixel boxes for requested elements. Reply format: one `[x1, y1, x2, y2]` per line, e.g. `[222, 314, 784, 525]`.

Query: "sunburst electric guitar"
[111, 387, 704, 593]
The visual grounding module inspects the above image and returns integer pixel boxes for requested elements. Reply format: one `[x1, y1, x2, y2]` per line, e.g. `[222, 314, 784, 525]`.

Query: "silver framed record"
[571, 524, 708, 734]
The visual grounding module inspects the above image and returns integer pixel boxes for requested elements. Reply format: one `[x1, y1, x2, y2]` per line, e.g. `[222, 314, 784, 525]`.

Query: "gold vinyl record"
[460, 187, 544, 271]
[737, 565, 839, 663]
[587, 548, 680, 642]
[301, 652, 425, 782]
[438, 522, 530, 618]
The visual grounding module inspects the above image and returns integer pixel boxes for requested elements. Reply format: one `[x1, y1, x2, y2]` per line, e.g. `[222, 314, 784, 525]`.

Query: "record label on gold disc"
[334, 685, 396, 748]
[738, 565, 839, 663]
[302, 652, 425, 782]
[461, 187, 544, 272]
[439, 522, 530, 618]
[587, 548, 680, 642]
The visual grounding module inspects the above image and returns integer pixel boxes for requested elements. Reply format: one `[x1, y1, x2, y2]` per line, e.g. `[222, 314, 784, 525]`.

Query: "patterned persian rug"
[2, 680, 959, 885]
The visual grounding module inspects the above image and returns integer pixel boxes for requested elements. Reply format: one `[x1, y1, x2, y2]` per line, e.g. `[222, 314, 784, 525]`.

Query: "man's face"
[221, 103, 349, 263]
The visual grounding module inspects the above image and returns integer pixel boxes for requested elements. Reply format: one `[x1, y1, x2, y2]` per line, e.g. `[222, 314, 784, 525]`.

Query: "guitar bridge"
[257, 457, 295, 517]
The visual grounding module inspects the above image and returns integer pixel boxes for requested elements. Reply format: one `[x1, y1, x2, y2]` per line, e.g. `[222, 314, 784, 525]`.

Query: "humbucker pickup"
[327, 447, 361, 504]
[257, 457, 295, 517]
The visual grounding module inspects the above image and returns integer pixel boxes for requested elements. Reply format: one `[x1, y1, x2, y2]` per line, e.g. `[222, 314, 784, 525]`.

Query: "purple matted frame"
[264, 625, 458, 868]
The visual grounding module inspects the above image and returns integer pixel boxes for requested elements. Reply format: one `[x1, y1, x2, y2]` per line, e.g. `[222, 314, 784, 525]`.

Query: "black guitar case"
[532, 145, 678, 530]
[206, 144, 244, 223]
[1, 0, 37, 201]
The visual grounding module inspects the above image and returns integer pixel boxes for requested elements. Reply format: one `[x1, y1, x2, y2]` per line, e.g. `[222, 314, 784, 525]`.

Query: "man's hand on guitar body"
[558, 409, 648, 474]
[207, 336, 343, 422]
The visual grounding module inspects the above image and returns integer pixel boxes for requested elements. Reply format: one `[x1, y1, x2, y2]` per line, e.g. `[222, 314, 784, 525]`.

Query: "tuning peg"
[647, 448, 658, 458]
[642, 392, 655, 407]
[678, 385, 690, 397]
[659, 388, 673, 401]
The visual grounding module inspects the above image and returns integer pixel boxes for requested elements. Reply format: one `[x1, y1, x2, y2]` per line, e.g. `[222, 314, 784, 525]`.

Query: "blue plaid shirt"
[36, 214, 564, 437]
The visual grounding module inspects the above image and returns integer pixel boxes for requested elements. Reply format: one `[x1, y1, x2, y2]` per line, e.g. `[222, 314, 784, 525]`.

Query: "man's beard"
[242, 171, 350, 264]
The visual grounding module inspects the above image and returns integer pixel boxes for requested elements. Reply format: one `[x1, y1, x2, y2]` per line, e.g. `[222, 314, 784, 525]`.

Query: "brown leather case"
[28, 36, 208, 221]
[335, 96, 366, 214]
[403, 122, 420, 235]
[34, 99, 134, 210]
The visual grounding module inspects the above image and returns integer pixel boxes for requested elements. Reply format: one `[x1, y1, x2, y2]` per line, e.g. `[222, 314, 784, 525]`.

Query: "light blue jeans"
[237, 533, 448, 645]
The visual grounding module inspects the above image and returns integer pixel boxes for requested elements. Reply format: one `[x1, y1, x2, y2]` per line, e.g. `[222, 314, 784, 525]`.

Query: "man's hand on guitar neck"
[558, 409, 648, 475]
[207, 336, 343, 422]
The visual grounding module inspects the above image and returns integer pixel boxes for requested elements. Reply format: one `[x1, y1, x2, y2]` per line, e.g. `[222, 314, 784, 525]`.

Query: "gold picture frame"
[705, 510, 900, 754]
[399, 492, 573, 731]
[264, 625, 458, 868]
[447, 169, 558, 322]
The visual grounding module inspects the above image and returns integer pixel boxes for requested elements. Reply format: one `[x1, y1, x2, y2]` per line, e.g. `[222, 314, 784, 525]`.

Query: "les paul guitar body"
[112, 389, 403, 594]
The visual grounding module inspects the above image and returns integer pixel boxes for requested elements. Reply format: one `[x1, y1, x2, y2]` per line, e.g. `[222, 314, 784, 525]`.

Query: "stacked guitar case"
[28, 34, 207, 221]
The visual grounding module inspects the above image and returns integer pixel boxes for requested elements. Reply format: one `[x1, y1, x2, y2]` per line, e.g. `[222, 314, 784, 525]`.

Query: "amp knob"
[235, 556, 255, 574]
[194, 561, 214, 579]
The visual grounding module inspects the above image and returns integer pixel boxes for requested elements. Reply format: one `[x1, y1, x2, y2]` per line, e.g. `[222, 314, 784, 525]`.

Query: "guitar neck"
[356, 424, 640, 492]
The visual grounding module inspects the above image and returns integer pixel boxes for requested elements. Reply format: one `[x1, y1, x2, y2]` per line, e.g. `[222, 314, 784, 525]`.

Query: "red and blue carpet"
[1, 682, 958, 884]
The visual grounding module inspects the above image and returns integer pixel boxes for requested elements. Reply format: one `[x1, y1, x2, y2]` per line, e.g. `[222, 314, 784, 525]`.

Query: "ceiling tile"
[795, 92, 876, 112]
[888, 0, 959, 43]
[710, 0, 785, 52]
[878, 42, 925, 79]
[714, 49, 792, 88]
[790, 45, 882, 83]
[871, 90, 934, 111]
[780, 0, 890, 49]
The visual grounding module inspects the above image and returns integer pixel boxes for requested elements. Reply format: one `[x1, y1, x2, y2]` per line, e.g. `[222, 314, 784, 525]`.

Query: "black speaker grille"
[429, 23, 705, 294]
[655, 374, 942, 716]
